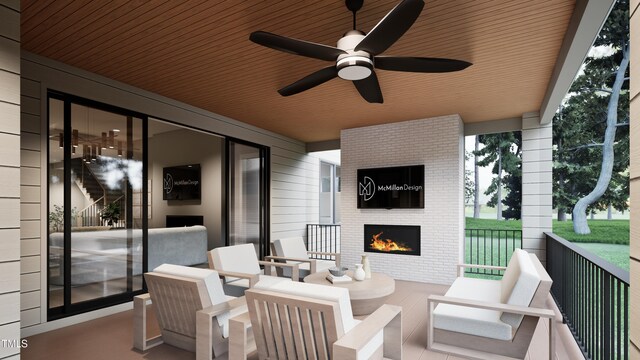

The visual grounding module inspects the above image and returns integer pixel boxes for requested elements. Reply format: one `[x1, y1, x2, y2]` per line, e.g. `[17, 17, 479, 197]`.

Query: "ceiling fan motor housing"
[336, 30, 373, 80]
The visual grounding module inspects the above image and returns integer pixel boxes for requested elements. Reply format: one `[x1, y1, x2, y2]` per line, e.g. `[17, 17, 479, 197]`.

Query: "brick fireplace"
[340, 115, 464, 284]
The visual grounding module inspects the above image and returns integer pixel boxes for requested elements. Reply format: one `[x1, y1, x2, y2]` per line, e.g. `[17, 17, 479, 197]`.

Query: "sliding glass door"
[48, 93, 147, 318]
[226, 139, 269, 258]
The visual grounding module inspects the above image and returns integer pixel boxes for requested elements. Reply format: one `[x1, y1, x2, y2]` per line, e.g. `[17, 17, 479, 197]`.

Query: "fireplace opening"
[364, 224, 420, 256]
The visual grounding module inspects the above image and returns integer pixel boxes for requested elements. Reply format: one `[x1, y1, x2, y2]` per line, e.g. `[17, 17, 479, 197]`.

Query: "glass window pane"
[69, 104, 143, 303]
[228, 142, 262, 257]
[48, 98, 65, 309]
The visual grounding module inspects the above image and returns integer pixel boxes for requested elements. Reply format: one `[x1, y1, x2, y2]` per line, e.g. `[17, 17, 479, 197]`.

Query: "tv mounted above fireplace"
[357, 165, 424, 209]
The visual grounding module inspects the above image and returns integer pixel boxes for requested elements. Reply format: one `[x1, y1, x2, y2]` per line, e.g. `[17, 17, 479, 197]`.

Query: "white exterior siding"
[0, 0, 22, 357]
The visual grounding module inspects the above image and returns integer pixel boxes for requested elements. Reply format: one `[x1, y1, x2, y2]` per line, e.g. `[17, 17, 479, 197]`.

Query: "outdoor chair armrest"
[265, 255, 317, 274]
[133, 293, 164, 351]
[228, 311, 257, 359]
[198, 296, 247, 317]
[456, 263, 507, 277]
[196, 297, 248, 360]
[333, 304, 402, 360]
[258, 260, 300, 281]
[216, 270, 261, 288]
[306, 251, 341, 266]
[427, 294, 554, 318]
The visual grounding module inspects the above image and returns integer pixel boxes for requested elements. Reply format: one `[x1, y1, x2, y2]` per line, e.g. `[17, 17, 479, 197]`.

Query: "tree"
[474, 132, 521, 220]
[570, 0, 629, 234]
[473, 136, 481, 218]
[464, 151, 475, 205]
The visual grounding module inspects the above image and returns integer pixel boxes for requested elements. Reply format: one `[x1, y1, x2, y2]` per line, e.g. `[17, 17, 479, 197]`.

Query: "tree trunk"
[557, 136, 566, 221]
[496, 149, 503, 220]
[558, 210, 566, 221]
[572, 46, 629, 234]
[607, 204, 612, 220]
[473, 136, 480, 218]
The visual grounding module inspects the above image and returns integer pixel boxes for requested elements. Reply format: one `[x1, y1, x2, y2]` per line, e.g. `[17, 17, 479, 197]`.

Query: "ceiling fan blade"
[353, 71, 383, 103]
[278, 66, 339, 96]
[250, 31, 347, 61]
[375, 56, 472, 73]
[354, 0, 424, 55]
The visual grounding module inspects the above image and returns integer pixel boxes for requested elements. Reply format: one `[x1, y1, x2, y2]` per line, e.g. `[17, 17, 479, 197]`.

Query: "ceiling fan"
[249, 0, 472, 104]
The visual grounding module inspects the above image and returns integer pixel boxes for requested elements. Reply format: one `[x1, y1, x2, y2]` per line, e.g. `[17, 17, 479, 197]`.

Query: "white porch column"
[521, 112, 552, 264]
[0, 0, 22, 357]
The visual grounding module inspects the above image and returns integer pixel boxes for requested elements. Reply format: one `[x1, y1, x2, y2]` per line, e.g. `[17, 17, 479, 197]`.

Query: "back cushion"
[499, 249, 541, 329]
[153, 264, 227, 305]
[273, 237, 309, 260]
[255, 279, 356, 333]
[153, 264, 232, 329]
[210, 243, 261, 275]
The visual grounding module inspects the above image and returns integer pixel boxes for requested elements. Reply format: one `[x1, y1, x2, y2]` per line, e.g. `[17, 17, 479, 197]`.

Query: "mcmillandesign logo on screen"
[359, 176, 375, 201]
[163, 173, 174, 194]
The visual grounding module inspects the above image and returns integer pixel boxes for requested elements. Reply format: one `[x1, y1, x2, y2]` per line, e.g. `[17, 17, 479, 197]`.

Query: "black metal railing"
[546, 232, 629, 360]
[464, 228, 522, 277]
[306, 224, 340, 259]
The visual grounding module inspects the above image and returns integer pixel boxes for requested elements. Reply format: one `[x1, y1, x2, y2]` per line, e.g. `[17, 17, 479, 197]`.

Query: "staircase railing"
[79, 195, 104, 227]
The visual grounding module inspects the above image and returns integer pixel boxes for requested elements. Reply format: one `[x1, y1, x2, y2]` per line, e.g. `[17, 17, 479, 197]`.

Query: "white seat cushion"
[153, 264, 244, 337]
[153, 264, 226, 305]
[255, 280, 356, 331]
[255, 280, 382, 359]
[500, 249, 541, 329]
[433, 277, 513, 341]
[210, 244, 262, 282]
[272, 237, 310, 263]
[273, 238, 336, 276]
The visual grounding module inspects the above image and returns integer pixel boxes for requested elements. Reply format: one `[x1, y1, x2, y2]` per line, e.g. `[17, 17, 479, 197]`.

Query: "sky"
[465, 135, 494, 204]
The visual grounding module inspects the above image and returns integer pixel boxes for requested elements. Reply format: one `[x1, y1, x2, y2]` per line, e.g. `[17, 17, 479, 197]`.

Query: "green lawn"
[552, 220, 629, 245]
[575, 243, 630, 271]
[465, 217, 630, 271]
[465, 217, 629, 245]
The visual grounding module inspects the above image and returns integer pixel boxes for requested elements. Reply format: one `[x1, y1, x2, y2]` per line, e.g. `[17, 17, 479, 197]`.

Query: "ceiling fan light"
[337, 56, 373, 80]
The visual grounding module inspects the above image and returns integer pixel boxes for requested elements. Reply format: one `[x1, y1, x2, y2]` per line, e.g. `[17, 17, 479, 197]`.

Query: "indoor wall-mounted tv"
[163, 164, 201, 200]
[357, 165, 424, 209]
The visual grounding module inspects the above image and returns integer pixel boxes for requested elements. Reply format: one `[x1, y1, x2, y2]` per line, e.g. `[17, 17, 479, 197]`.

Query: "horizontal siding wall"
[0, 0, 21, 357]
[20, 74, 42, 331]
[20, 52, 320, 332]
[521, 112, 552, 263]
[271, 148, 320, 240]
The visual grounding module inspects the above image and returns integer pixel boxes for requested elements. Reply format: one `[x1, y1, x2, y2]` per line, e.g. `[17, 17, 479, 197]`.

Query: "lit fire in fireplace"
[369, 232, 413, 252]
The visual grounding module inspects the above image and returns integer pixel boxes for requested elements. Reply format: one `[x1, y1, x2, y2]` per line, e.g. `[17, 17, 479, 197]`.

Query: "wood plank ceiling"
[21, 0, 575, 143]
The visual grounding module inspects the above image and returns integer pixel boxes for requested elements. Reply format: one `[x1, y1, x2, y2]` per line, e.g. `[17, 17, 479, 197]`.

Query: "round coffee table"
[303, 270, 395, 316]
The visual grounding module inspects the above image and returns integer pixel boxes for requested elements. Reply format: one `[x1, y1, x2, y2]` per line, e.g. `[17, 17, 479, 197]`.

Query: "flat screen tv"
[163, 164, 201, 200]
[357, 165, 424, 209]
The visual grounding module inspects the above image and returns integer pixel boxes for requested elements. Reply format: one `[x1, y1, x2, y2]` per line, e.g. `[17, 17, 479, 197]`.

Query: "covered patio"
[22, 280, 581, 359]
[0, 0, 635, 359]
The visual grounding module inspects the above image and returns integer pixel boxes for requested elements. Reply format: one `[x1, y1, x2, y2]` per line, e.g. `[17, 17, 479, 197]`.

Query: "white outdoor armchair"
[268, 236, 340, 278]
[427, 249, 555, 360]
[133, 264, 251, 360]
[208, 243, 298, 297]
[229, 279, 402, 359]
